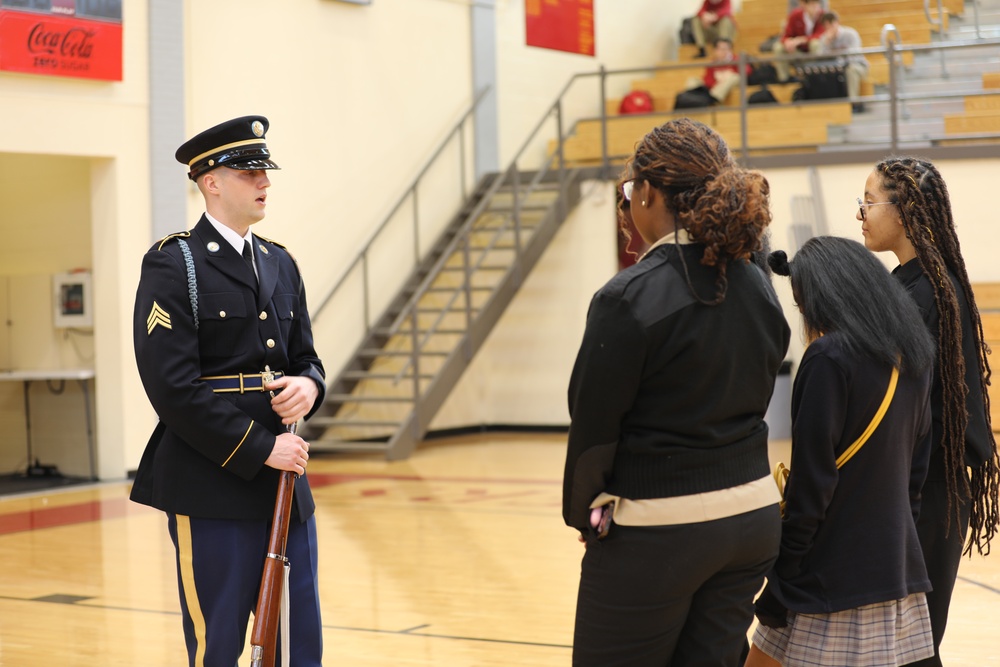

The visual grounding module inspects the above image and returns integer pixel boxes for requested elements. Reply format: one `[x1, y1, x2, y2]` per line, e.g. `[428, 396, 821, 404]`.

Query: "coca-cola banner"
[525, 0, 594, 57]
[0, 0, 123, 81]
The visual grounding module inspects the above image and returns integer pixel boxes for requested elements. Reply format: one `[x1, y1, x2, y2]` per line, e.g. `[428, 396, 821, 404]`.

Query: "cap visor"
[227, 158, 280, 170]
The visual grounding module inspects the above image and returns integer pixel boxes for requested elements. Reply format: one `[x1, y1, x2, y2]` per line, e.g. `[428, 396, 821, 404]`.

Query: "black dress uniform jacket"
[130, 216, 326, 522]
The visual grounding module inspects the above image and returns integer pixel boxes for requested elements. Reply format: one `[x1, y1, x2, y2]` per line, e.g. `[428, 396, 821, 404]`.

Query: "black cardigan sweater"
[562, 242, 791, 531]
[757, 334, 933, 616]
[893, 259, 992, 473]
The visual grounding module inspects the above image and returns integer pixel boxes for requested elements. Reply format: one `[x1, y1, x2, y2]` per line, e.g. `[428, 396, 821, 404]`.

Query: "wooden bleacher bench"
[552, 102, 851, 165]
[944, 93, 1000, 135]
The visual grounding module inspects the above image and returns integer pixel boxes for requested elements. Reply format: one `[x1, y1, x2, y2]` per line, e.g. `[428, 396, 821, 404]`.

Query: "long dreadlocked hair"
[876, 156, 999, 555]
[617, 118, 772, 305]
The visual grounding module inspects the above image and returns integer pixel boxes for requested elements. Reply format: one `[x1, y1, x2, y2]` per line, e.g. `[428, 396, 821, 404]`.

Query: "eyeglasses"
[857, 197, 895, 221]
[622, 180, 634, 202]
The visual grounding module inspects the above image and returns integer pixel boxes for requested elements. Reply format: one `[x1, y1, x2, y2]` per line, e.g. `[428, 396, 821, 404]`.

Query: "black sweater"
[758, 334, 933, 615]
[562, 242, 791, 531]
[893, 259, 992, 473]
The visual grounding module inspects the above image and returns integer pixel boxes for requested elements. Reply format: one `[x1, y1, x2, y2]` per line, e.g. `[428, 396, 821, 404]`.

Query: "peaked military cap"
[175, 115, 280, 181]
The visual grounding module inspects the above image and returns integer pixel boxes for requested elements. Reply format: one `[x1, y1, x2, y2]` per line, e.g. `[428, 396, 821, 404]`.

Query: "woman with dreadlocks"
[747, 237, 936, 667]
[563, 118, 790, 665]
[859, 157, 999, 665]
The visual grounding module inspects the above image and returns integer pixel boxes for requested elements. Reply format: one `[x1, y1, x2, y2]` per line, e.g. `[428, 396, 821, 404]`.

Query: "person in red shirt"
[768, 0, 826, 82]
[699, 38, 750, 104]
[691, 0, 736, 57]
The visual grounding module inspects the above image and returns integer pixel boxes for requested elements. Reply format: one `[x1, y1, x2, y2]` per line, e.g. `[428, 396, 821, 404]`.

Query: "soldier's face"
[214, 167, 271, 226]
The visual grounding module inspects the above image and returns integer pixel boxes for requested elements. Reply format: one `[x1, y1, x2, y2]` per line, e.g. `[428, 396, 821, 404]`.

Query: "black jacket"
[130, 216, 326, 522]
[563, 242, 790, 531]
[758, 334, 932, 617]
[893, 259, 992, 472]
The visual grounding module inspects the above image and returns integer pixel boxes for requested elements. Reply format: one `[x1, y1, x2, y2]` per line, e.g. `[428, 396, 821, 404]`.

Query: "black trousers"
[904, 477, 971, 667]
[573, 505, 780, 667]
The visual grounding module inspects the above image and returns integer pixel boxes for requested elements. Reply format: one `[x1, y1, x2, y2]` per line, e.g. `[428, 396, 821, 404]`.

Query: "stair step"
[426, 286, 493, 293]
[309, 418, 401, 427]
[358, 348, 450, 357]
[374, 327, 467, 336]
[473, 224, 539, 232]
[468, 242, 518, 251]
[340, 371, 435, 380]
[486, 203, 551, 212]
[440, 265, 509, 272]
[327, 394, 415, 403]
[310, 440, 391, 453]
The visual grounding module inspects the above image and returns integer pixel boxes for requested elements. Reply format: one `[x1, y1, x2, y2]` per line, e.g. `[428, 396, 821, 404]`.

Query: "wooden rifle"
[250, 371, 298, 667]
[249, 461, 295, 666]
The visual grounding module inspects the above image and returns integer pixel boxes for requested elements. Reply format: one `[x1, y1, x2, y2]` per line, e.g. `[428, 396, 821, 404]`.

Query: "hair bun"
[768, 250, 791, 276]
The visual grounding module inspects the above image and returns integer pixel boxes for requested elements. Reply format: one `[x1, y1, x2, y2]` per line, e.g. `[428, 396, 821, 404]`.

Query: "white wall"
[0, 0, 151, 479]
[431, 158, 1000, 429]
[432, 179, 617, 428]
[180, 0, 477, 416]
[2, 0, 998, 474]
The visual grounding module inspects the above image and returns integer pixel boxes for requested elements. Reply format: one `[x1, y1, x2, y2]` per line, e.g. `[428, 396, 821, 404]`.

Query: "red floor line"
[306, 472, 560, 488]
[0, 472, 560, 536]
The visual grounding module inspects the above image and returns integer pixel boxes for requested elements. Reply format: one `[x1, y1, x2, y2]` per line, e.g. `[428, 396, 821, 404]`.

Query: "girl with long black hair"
[748, 236, 937, 667]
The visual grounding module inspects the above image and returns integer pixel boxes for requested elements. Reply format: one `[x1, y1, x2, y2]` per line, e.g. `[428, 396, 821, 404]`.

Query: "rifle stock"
[249, 469, 296, 667]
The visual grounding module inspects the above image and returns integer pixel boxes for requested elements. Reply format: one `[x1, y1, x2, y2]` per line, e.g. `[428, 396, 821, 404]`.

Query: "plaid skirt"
[752, 593, 934, 667]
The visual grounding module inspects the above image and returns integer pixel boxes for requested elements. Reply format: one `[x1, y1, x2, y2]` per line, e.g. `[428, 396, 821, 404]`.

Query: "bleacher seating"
[943, 72, 1000, 139]
[555, 102, 852, 166]
[558, 0, 951, 164]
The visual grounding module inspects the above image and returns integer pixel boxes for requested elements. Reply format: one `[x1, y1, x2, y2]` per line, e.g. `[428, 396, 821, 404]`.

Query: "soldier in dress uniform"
[130, 115, 326, 667]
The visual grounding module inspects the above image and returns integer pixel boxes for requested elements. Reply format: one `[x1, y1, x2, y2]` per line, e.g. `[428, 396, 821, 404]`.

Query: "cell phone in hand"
[595, 501, 614, 539]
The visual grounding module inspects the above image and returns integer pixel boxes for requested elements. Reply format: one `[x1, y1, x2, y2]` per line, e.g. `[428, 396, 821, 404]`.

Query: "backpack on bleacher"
[748, 87, 778, 105]
[679, 17, 696, 45]
[674, 85, 715, 110]
[619, 90, 653, 114]
[748, 63, 778, 86]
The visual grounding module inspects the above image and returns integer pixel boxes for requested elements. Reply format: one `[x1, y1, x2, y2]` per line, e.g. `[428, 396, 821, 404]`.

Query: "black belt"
[200, 371, 284, 394]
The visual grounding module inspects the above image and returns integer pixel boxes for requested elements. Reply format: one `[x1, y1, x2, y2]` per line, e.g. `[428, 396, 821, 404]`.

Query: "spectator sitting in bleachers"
[787, 0, 827, 11]
[684, 38, 749, 105]
[691, 0, 736, 58]
[816, 11, 870, 112]
[769, 0, 827, 83]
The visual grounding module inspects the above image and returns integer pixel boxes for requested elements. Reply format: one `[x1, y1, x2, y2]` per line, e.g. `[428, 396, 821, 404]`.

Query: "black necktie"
[242, 240, 257, 280]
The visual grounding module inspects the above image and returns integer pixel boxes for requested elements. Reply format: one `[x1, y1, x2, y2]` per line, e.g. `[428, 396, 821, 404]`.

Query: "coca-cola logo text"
[27, 22, 95, 59]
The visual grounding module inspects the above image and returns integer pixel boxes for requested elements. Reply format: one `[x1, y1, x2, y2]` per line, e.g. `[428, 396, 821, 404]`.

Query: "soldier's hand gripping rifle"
[250, 368, 299, 667]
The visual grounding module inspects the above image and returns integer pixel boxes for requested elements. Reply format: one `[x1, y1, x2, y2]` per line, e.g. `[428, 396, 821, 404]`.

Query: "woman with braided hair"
[859, 157, 999, 665]
[563, 118, 790, 665]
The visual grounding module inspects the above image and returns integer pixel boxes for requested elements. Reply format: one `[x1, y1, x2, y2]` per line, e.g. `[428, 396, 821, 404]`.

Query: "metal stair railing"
[310, 86, 491, 332]
[303, 76, 587, 459]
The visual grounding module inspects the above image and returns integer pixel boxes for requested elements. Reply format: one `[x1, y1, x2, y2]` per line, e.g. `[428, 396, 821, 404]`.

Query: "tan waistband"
[590, 475, 780, 527]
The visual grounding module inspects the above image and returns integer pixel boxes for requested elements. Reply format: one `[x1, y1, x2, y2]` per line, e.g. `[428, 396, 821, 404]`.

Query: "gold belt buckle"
[262, 365, 275, 396]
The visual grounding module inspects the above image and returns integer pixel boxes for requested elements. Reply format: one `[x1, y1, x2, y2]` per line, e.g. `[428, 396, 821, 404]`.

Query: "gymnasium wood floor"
[0, 432, 997, 666]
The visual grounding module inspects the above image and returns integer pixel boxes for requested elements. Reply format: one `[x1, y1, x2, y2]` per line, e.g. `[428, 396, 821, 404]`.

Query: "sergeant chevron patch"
[147, 301, 172, 335]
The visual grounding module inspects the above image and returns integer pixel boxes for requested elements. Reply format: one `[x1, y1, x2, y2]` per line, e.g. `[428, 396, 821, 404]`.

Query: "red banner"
[0, 10, 122, 81]
[525, 0, 594, 56]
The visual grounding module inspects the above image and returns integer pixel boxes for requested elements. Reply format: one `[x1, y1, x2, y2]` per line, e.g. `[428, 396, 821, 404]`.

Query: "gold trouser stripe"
[176, 515, 208, 667]
[222, 421, 254, 467]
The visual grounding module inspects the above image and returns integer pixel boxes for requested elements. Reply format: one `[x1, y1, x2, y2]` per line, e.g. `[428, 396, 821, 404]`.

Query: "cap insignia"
[207, 242, 220, 253]
[252, 121, 264, 137]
